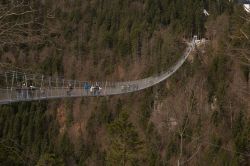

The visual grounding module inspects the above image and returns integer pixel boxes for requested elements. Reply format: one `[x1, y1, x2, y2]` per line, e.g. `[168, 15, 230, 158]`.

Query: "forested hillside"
[0, 0, 249, 165]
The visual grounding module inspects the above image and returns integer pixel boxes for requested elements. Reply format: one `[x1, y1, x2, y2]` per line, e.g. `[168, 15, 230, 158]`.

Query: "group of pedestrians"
[15, 82, 37, 99]
[14, 81, 103, 99]
[66, 82, 102, 96]
[83, 82, 102, 96]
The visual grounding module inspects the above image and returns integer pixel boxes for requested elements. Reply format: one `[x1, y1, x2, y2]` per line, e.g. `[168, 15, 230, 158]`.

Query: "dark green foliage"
[106, 111, 143, 165]
[1, 0, 249, 165]
[211, 110, 220, 127]
[207, 53, 233, 127]
[207, 54, 229, 104]
[86, 99, 113, 130]
[0, 139, 25, 166]
[97, 98, 113, 124]
[165, 138, 178, 161]
[232, 111, 250, 165]
[0, 102, 60, 165]
[50, 0, 228, 68]
[36, 153, 64, 166]
[139, 89, 154, 129]
[79, 99, 112, 165]
[210, 135, 222, 154]
[65, 100, 74, 127]
[143, 122, 164, 165]
[76, 143, 92, 165]
[240, 65, 250, 82]
[70, 9, 82, 24]
[40, 53, 64, 76]
[102, 32, 114, 49]
[66, 110, 73, 128]
[58, 133, 74, 160]
[189, 90, 197, 113]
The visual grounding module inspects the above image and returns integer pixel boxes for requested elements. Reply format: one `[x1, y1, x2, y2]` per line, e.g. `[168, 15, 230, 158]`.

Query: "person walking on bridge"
[83, 82, 91, 95]
[15, 83, 22, 99]
[67, 83, 73, 96]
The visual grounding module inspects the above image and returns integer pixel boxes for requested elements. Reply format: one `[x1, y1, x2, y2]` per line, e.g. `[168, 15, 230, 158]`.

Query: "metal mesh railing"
[0, 39, 196, 104]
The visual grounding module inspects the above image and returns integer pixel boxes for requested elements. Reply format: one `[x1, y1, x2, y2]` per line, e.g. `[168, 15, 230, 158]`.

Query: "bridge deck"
[0, 39, 196, 105]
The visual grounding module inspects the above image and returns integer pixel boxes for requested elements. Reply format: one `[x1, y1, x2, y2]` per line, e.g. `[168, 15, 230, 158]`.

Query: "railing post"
[105, 81, 107, 95]
[49, 77, 51, 98]
[41, 75, 44, 99]
[5, 72, 10, 100]
[79, 81, 82, 96]
[74, 80, 76, 96]
[56, 77, 59, 97]
[24, 73, 29, 100]
[62, 79, 65, 96]
[11, 71, 15, 100]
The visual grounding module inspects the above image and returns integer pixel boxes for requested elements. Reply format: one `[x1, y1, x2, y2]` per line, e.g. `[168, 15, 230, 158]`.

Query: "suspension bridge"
[0, 37, 199, 105]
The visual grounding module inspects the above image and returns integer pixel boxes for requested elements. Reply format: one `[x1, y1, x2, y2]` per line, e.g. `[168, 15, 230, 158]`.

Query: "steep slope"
[0, 0, 249, 165]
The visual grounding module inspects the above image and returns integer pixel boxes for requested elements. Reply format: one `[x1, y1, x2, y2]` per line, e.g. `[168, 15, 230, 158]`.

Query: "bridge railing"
[0, 37, 196, 104]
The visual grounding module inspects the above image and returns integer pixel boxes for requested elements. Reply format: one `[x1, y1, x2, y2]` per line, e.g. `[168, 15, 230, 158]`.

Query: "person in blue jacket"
[83, 82, 91, 94]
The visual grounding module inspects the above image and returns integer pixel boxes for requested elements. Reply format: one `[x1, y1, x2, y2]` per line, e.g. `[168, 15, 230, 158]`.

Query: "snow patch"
[244, 4, 250, 13]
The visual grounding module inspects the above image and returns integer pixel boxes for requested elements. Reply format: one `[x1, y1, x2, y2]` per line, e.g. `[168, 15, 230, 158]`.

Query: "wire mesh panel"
[0, 38, 196, 104]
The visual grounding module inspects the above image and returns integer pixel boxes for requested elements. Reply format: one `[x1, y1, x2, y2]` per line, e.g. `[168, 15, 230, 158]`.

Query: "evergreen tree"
[36, 153, 64, 166]
[106, 111, 142, 166]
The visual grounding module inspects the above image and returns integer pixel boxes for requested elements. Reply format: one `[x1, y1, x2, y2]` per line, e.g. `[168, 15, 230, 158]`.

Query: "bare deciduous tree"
[0, 0, 47, 46]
